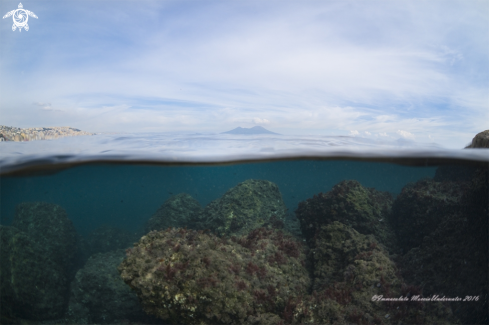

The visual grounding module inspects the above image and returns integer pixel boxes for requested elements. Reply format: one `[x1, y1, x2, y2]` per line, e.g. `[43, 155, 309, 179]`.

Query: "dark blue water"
[1, 160, 436, 237]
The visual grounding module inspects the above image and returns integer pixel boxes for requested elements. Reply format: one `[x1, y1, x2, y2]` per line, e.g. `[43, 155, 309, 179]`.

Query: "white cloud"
[364, 131, 371, 136]
[350, 130, 359, 136]
[252, 118, 270, 125]
[397, 130, 415, 140]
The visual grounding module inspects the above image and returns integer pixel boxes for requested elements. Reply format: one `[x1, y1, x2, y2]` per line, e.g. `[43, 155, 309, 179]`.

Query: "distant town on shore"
[0, 125, 95, 142]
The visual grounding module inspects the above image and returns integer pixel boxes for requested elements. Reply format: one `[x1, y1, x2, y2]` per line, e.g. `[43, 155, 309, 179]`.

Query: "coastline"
[0, 125, 95, 142]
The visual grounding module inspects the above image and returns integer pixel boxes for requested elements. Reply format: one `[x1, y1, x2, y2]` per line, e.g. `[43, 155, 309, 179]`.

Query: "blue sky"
[0, 0, 487, 148]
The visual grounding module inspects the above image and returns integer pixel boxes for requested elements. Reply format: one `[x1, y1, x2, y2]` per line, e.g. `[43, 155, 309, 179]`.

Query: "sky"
[0, 0, 488, 148]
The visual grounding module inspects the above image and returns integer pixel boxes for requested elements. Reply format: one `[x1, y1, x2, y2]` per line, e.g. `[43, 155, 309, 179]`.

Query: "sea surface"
[0, 133, 487, 324]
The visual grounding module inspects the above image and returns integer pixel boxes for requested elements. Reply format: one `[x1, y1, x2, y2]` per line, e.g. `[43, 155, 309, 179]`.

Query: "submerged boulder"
[295, 180, 397, 252]
[196, 179, 287, 236]
[390, 178, 468, 252]
[401, 168, 488, 324]
[0, 202, 78, 320]
[308, 222, 397, 293]
[69, 249, 156, 324]
[292, 222, 457, 324]
[118, 227, 310, 325]
[146, 193, 203, 232]
[0, 225, 68, 320]
[12, 201, 77, 270]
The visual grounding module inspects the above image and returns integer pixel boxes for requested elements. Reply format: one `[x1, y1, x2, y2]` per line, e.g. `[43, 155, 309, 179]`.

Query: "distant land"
[0, 125, 94, 142]
[221, 126, 280, 135]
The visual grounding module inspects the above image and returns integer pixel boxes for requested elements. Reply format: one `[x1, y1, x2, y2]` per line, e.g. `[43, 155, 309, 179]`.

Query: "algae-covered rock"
[69, 249, 157, 324]
[308, 222, 398, 293]
[118, 227, 310, 325]
[0, 225, 69, 320]
[390, 178, 469, 251]
[0, 202, 78, 320]
[12, 202, 77, 270]
[401, 168, 488, 324]
[146, 193, 203, 232]
[295, 180, 397, 252]
[292, 222, 457, 324]
[196, 179, 287, 236]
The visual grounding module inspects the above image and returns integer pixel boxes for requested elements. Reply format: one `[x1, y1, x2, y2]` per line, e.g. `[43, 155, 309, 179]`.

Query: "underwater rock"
[87, 225, 136, 257]
[0, 225, 69, 320]
[146, 193, 203, 232]
[390, 178, 469, 252]
[196, 179, 287, 236]
[295, 180, 397, 252]
[1, 202, 78, 320]
[69, 249, 156, 324]
[308, 221, 397, 293]
[291, 221, 457, 324]
[244, 312, 283, 324]
[401, 167, 488, 324]
[12, 202, 77, 271]
[118, 227, 310, 325]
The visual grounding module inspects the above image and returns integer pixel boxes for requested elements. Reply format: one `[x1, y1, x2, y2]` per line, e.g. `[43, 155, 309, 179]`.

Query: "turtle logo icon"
[3, 3, 38, 32]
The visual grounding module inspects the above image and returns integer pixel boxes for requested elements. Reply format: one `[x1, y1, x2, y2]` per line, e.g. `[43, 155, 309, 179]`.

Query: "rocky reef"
[291, 222, 456, 324]
[12, 202, 78, 272]
[146, 193, 203, 232]
[398, 167, 488, 324]
[1, 162, 487, 324]
[67, 249, 159, 324]
[390, 178, 469, 252]
[0, 202, 78, 321]
[295, 180, 397, 252]
[119, 227, 309, 325]
[195, 179, 287, 236]
[117, 221, 459, 325]
[115, 172, 487, 324]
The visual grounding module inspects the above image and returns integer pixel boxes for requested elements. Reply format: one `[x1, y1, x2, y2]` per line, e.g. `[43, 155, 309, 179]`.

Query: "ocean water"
[0, 133, 488, 325]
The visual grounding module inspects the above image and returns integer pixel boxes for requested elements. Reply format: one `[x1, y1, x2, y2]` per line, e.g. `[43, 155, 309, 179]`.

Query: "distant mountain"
[221, 126, 280, 135]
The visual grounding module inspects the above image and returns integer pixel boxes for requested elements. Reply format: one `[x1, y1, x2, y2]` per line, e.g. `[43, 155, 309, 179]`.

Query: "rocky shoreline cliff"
[0, 125, 95, 142]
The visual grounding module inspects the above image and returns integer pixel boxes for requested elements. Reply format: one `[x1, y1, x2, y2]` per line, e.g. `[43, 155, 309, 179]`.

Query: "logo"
[3, 3, 38, 32]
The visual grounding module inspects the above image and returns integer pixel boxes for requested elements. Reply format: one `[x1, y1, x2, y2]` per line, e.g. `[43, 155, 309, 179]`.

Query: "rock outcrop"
[146, 193, 203, 232]
[68, 249, 156, 324]
[119, 227, 309, 325]
[295, 180, 397, 252]
[465, 129, 489, 148]
[195, 179, 287, 236]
